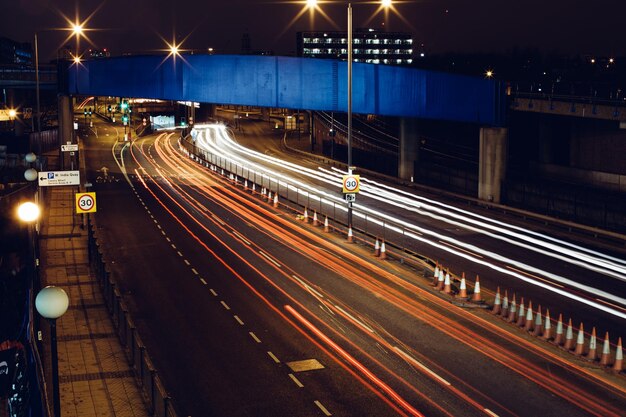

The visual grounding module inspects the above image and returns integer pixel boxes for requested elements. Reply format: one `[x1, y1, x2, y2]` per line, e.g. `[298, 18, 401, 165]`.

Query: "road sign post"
[342, 174, 360, 227]
[38, 171, 80, 187]
[75, 192, 97, 214]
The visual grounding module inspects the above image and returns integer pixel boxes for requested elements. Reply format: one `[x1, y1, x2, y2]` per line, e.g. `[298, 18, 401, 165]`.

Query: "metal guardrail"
[87, 217, 178, 417]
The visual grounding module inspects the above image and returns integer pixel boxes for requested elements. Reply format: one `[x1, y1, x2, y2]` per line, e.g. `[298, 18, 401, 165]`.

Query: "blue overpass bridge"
[60, 54, 508, 201]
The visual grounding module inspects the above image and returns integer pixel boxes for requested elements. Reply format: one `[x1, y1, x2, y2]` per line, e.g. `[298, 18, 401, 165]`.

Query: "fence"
[87, 217, 178, 417]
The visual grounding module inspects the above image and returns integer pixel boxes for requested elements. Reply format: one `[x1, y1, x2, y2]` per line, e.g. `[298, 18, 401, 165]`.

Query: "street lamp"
[35, 23, 85, 133]
[35, 286, 69, 417]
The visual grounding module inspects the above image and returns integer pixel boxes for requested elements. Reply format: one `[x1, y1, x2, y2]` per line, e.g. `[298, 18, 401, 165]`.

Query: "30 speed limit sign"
[75, 192, 97, 213]
[342, 174, 360, 193]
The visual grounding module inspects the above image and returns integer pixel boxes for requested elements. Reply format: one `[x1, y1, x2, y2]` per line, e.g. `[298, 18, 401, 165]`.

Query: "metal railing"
[87, 217, 178, 417]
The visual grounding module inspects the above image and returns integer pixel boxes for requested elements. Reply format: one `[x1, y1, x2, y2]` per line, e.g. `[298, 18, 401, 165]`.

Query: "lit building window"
[396, 59, 402, 64]
[407, 59, 413, 64]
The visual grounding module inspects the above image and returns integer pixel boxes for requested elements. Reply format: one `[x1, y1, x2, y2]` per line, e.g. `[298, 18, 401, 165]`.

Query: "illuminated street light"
[17, 201, 40, 223]
[8, 108, 17, 120]
[381, 0, 392, 7]
[72, 24, 83, 36]
[73, 55, 82, 64]
[306, 0, 318, 8]
[485, 70, 494, 79]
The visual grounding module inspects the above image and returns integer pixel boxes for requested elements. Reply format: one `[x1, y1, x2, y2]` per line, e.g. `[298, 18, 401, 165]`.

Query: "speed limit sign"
[75, 192, 97, 213]
[342, 174, 360, 193]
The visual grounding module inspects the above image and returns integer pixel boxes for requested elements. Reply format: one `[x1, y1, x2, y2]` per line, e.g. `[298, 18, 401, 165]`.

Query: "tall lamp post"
[35, 286, 69, 417]
[35, 24, 84, 134]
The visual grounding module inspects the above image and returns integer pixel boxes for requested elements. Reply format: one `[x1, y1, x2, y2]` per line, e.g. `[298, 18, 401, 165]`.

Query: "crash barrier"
[87, 217, 179, 417]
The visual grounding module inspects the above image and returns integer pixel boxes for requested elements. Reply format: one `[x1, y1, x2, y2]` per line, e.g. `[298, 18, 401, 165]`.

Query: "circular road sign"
[342, 174, 360, 193]
[76, 192, 97, 213]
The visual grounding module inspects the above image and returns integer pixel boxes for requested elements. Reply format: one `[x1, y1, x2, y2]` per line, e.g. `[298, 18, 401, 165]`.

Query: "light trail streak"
[140, 134, 626, 414]
[188, 124, 626, 317]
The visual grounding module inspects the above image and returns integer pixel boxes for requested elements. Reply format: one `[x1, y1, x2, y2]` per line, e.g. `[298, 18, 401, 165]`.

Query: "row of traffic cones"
[431, 264, 483, 303]
[299, 208, 331, 233]
[491, 287, 623, 372]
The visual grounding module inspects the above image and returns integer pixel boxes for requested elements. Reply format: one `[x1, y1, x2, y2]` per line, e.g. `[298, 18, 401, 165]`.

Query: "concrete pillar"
[398, 117, 419, 181]
[58, 95, 73, 169]
[478, 127, 508, 203]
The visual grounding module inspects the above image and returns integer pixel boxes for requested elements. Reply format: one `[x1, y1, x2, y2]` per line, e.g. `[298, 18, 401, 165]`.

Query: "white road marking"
[232, 231, 251, 245]
[161, 230, 166, 235]
[212, 214, 226, 226]
[221, 301, 230, 310]
[484, 409, 499, 417]
[191, 268, 199, 275]
[157, 224, 161, 229]
[334, 305, 374, 333]
[249, 332, 261, 343]
[177, 251, 183, 257]
[200, 278, 207, 285]
[171, 244, 177, 249]
[184, 259, 190, 266]
[288, 374, 303, 388]
[210, 289, 217, 296]
[166, 237, 171, 242]
[259, 251, 281, 268]
[234, 315, 244, 325]
[267, 351, 280, 363]
[393, 347, 451, 386]
[314, 401, 332, 416]
[291, 275, 324, 298]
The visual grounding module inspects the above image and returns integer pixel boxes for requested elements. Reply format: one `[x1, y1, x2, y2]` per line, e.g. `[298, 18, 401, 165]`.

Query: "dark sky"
[4, 0, 626, 61]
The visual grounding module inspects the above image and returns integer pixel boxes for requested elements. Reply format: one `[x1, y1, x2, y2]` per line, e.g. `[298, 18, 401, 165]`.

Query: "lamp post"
[35, 286, 69, 417]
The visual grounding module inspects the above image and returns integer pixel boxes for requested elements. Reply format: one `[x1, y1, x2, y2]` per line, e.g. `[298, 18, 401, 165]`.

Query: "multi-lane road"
[82, 116, 626, 417]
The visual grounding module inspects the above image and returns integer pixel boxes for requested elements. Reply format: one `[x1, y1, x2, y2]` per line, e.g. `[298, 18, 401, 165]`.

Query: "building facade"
[0, 37, 32, 65]
[296, 29, 413, 65]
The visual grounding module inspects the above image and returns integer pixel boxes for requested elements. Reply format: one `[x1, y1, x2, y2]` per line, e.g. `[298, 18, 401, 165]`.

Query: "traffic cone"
[273, 194, 279, 208]
[471, 275, 482, 302]
[267, 191, 272, 202]
[323, 216, 330, 232]
[599, 332, 611, 367]
[532, 305, 543, 336]
[563, 319, 575, 350]
[553, 314, 564, 345]
[374, 239, 380, 257]
[244, 179, 248, 189]
[574, 323, 585, 356]
[443, 271, 452, 294]
[435, 269, 445, 290]
[432, 263, 440, 286]
[303, 208, 309, 223]
[261, 187, 266, 197]
[587, 327, 597, 361]
[501, 290, 509, 318]
[491, 286, 501, 314]
[347, 226, 354, 243]
[523, 301, 534, 331]
[541, 309, 552, 340]
[507, 294, 517, 322]
[516, 298, 526, 327]
[312, 211, 319, 226]
[380, 241, 387, 260]
[457, 273, 468, 299]
[613, 337, 623, 372]
[252, 183, 256, 193]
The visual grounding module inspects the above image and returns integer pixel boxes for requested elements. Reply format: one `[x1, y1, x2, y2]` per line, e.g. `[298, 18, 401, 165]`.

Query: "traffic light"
[128, 106, 132, 113]
[122, 115, 128, 124]
[84, 109, 87, 115]
[107, 105, 112, 112]
[120, 101, 128, 111]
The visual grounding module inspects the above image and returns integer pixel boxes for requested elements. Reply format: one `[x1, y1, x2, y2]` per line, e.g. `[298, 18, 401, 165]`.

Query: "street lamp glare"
[306, 0, 318, 9]
[73, 56, 81, 64]
[381, 0, 392, 7]
[17, 202, 41, 223]
[72, 24, 83, 36]
[8, 109, 17, 118]
[171, 45, 179, 55]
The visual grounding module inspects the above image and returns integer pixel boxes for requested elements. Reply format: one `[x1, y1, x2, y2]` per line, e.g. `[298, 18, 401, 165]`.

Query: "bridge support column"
[58, 95, 73, 170]
[478, 127, 508, 203]
[398, 117, 419, 181]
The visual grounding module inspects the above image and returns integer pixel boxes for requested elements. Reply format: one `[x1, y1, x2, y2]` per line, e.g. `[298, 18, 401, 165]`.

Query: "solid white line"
[221, 301, 230, 310]
[232, 231, 252, 245]
[314, 400, 332, 416]
[288, 374, 304, 388]
[393, 347, 451, 386]
[249, 332, 261, 343]
[191, 268, 199, 275]
[209, 289, 217, 296]
[267, 351, 280, 363]
[484, 409, 499, 417]
[212, 214, 226, 226]
[259, 251, 281, 268]
[234, 315, 244, 325]
[334, 305, 374, 333]
[200, 278, 207, 285]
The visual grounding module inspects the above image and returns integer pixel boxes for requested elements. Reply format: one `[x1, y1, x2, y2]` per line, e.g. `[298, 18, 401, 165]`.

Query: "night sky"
[4, 0, 626, 61]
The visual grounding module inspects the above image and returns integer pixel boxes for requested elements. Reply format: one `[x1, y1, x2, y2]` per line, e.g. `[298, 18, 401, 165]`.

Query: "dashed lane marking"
[171, 244, 176, 249]
[200, 278, 207, 285]
[232, 231, 251, 245]
[259, 250, 281, 268]
[210, 289, 217, 296]
[191, 268, 199, 275]
[221, 301, 230, 310]
[184, 259, 190, 266]
[234, 315, 244, 325]
[484, 410, 500, 417]
[161, 230, 166, 235]
[166, 237, 171, 242]
[314, 401, 332, 416]
[334, 305, 374, 333]
[288, 374, 304, 388]
[267, 351, 280, 363]
[249, 332, 261, 343]
[177, 251, 183, 257]
[393, 347, 451, 386]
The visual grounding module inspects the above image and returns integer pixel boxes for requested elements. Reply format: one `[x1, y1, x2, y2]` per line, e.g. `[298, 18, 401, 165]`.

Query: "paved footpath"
[39, 185, 149, 417]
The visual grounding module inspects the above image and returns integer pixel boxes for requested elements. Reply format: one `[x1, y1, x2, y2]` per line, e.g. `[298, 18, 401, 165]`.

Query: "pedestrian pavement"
[38, 184, 150, 417]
